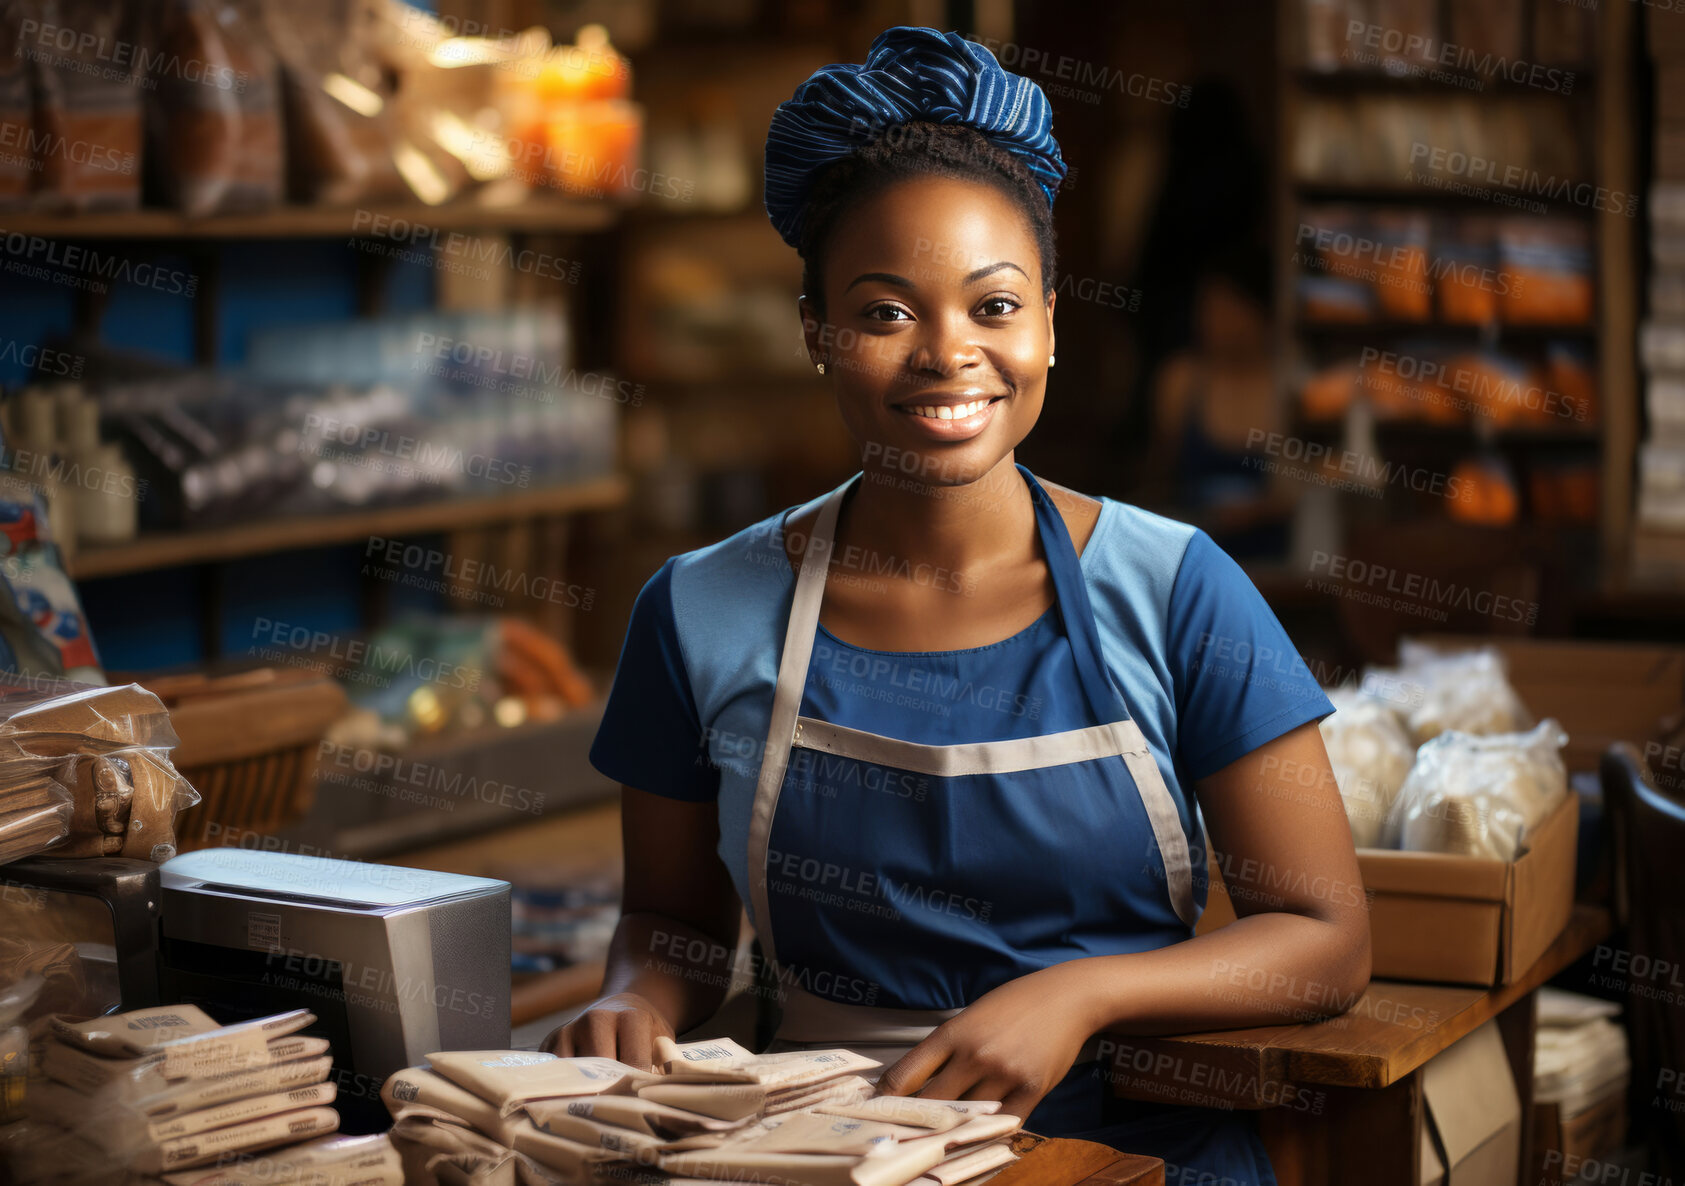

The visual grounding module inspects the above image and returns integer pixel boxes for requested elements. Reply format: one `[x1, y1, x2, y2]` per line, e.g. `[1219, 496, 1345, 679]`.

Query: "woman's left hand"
[875, 964, 1101, 1120]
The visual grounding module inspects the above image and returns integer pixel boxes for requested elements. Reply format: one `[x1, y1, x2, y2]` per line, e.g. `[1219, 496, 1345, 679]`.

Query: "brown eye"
[979, 297, 1020, 318]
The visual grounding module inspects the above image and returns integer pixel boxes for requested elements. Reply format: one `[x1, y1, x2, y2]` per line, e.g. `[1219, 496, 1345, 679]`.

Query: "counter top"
[1099, 903, 1610, 1108]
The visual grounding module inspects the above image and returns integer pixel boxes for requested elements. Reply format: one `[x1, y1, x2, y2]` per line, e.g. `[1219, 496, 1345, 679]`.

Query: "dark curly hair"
[795, 121, 1059, 313]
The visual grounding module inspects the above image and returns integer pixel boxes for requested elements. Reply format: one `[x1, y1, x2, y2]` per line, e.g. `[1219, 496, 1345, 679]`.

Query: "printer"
[157, 848, 510, 1130]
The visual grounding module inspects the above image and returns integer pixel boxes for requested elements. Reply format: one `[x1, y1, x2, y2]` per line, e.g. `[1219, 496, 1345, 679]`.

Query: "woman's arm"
[543, 786, 743, 1068]
[880, 722, 1370, 1116]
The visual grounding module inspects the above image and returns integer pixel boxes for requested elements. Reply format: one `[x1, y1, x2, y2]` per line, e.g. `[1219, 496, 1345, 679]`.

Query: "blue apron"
[746, 464, 1276, 1185]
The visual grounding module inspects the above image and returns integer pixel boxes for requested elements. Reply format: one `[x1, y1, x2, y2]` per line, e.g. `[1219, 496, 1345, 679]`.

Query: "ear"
[1044, 290, 1056, 361]
[799, 295, 825, 367]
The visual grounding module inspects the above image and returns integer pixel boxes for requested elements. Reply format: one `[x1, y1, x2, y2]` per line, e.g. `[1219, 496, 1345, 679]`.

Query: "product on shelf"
[1498, 219, 1595, 326]
[1446, 455, 1522, 526]
[0, 0, 31, 209]
[147, 0, 284, 215]
[27, 0, 142, 211]
[0, 680, 201, 863]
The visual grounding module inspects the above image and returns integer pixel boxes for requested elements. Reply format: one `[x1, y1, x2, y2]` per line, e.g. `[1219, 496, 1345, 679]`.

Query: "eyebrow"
[842, 261, 1031, 293]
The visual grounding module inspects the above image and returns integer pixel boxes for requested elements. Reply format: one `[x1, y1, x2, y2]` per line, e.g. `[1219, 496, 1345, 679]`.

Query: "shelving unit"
[1272, 0, 1639, 606]
[0, 197, 620, 241]
[66, 474, 629, 580]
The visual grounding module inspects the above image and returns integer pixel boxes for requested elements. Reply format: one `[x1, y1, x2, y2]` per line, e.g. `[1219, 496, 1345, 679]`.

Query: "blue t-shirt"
[589, 481, 1332, 961]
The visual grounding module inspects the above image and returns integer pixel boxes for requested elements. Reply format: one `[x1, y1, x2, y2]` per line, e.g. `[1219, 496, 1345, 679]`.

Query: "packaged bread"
[52, 1007, 314, 1076]
[28, 1075, 336, 1149]
[425, 1051, 657, 1119]
[543, 1092, 751, 1137]
[1384, 719, 1569, 860]
[638, 1073, 876, 1123]
[27, 0, 142, 210]
[44, 1029, 329, 1099]
[389, 1108, 520, 1186]
[1362, 644, 1532, 745]
[1319, 687, 1417, 848]
[383, 1064, 517, 1141]
[656, 1133, 949, 1186]
[912, 1139, 1017, 1185]
[158, 1133, 402, 1186]
[147, 0, 284, 215]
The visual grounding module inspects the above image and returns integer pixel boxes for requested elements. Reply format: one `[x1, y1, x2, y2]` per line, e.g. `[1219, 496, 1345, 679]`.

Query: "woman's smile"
[893, 392, 1009, 441]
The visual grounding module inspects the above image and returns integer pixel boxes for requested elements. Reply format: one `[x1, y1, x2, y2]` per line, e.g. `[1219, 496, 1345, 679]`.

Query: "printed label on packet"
[247, 911, 283, 951]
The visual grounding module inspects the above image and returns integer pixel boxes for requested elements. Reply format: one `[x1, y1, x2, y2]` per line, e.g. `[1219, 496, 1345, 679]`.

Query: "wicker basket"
[138, 667, 348, 852]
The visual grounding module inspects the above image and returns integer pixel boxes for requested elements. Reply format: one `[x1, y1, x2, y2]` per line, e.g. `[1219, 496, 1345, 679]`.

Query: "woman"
[551, 28, 1369, 1184]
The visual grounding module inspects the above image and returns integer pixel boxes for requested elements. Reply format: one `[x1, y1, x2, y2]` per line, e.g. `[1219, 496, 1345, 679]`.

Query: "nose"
[907, 315, 984, 379]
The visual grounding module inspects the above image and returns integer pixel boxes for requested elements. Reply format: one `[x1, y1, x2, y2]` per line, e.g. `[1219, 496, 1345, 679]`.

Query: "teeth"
[908, 400, 990, 420]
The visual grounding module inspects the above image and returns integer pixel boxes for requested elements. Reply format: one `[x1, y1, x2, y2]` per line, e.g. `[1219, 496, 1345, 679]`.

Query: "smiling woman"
[552, 27, 1371, 1186]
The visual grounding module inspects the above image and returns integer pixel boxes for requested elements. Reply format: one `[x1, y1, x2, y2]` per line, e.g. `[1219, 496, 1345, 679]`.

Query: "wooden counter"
[1098, 905, 1611, 1186]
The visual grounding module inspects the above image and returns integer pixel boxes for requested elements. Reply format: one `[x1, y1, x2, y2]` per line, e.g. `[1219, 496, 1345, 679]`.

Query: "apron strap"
[746, 475, 856, 969]
[1020, 466, 1198, 928]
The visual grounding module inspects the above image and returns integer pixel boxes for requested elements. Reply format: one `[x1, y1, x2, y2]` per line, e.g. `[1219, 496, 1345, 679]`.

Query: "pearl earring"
[816, 362, 826, 375]
[1048, 354, 1056, 367]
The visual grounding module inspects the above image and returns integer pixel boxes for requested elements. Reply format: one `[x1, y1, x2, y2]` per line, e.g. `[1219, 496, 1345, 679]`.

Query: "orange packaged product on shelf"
[1446, 351, 1529, 429]
[1497, 219, 1594, 325]
[1370, 212, 1433, 321]
[1436, 215, 1501, 325]
[1300, 360, 1358, 422]
[1535, 344, 1599, 428]
[1448, 457, 1521, 527]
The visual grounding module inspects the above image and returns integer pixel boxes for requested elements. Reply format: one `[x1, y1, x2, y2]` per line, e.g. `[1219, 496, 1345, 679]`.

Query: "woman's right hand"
[540, 991, 676, 1071]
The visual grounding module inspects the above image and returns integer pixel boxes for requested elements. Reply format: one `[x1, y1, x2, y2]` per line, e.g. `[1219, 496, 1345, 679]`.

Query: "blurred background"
[0, 0, 1679, 1114]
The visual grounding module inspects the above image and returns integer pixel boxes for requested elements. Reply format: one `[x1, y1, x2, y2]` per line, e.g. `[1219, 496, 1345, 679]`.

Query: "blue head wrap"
[763, 26, 1067, 250]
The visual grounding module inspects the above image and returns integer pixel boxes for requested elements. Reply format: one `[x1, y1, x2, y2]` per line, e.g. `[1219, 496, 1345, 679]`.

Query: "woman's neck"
[837, 452, 1037, 577]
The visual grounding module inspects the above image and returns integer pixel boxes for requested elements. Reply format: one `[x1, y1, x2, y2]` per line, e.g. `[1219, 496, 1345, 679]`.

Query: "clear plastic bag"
[0, 682, 201, 863]
[1319, 687, 1417, 849]
[1383, 718, 1569, 860]
[1362, 642, 1533, 744]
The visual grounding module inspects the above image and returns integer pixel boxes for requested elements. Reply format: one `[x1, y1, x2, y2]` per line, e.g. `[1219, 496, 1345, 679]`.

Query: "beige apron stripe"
[1116, 720, 1198, 929]
[792, 716, 1149, 777]
[747, 489, 846, 969]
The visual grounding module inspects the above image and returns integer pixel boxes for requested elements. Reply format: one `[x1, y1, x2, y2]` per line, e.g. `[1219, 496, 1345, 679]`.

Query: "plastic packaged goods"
[1384, 718, 1570, 860]
[147, 0, 284, 215]
[262, 0, 408, 204]
[1364, 643, 1533, 745]
[1319, 687, 1417, 848]
[27, 0, 142, 211]
[0, 681, 201, 863]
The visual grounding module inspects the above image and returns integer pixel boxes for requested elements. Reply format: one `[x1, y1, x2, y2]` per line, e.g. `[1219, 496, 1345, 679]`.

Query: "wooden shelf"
[68, 474, 629, 579]
[1294, 319, 1596, 342]
[0, 197, 622, 241]
[1294, 181, 1599, 216]
[1293, 67, 1594, 97]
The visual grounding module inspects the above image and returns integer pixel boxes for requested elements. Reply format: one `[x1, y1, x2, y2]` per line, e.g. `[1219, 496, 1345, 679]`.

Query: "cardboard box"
[1414, 636, 1685, 775]
[1198, 790, 1578, 986]
[1422, 1021, 1522, 1186]
[1530, 1090, 1628, 1186]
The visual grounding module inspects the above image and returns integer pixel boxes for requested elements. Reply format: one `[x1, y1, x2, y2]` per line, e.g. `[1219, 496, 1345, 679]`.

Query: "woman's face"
[803, 174, 1055, 488]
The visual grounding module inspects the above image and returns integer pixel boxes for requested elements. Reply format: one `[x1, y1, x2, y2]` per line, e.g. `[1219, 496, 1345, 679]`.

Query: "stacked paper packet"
[382, 1036, 1022, 1186]
[6, 1004, 370, 1184]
